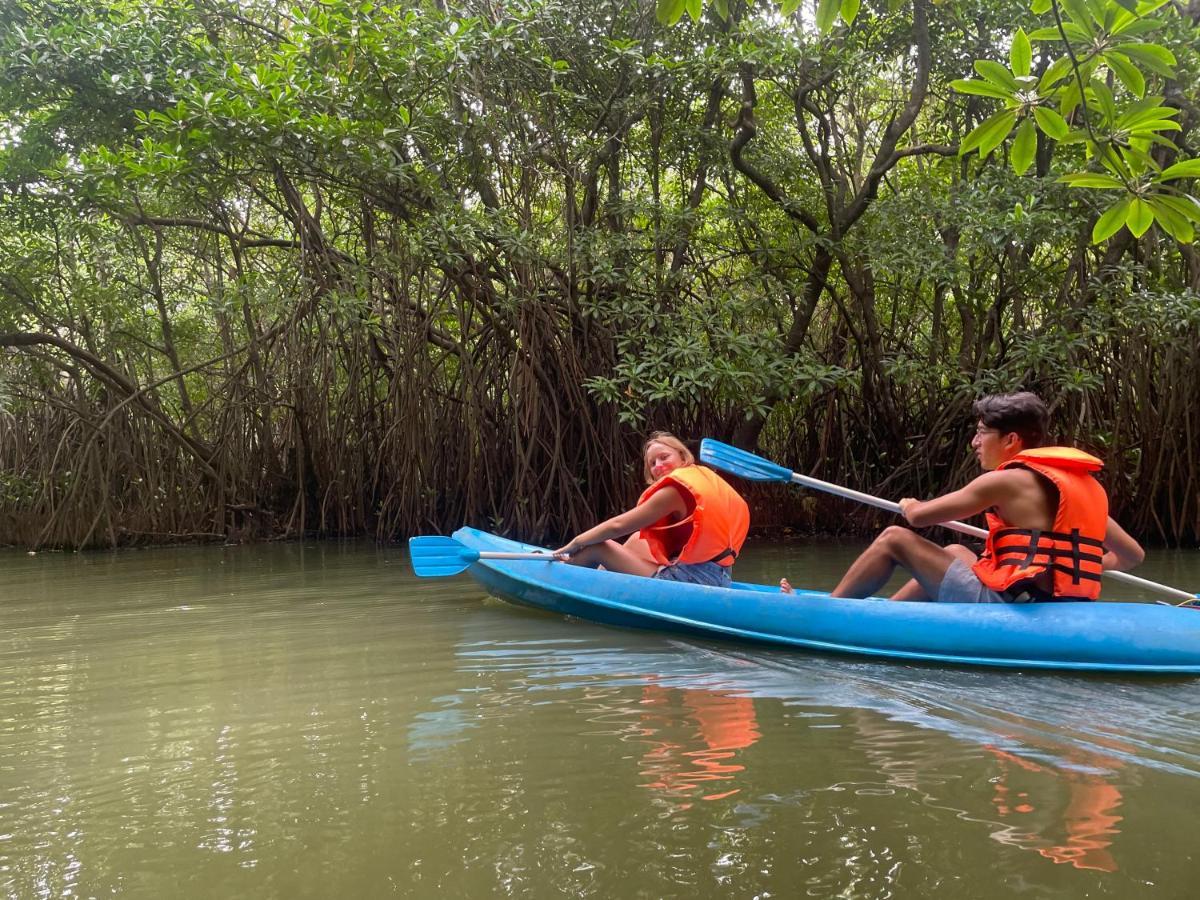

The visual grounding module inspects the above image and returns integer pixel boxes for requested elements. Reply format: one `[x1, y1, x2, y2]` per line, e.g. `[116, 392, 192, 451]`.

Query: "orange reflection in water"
[635, 684, 760, 803]
[986, 746, 1124, 873]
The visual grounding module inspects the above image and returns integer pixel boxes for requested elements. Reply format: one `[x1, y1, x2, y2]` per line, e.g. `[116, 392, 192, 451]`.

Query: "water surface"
[2, 540, 1198, 898]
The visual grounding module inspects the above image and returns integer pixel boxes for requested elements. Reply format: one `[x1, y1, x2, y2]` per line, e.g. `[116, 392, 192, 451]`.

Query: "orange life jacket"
[638, 464, 750, 567]
[971, 448, 1109, 600]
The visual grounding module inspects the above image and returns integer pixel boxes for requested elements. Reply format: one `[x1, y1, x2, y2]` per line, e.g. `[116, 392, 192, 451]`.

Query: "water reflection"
[984, 745, 1124, 872]
[632, 683, 760, 804]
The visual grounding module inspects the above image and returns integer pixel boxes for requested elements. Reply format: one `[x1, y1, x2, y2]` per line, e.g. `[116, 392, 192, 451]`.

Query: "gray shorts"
[654, 560, 733, 587]
[936, 558, 1015, 604]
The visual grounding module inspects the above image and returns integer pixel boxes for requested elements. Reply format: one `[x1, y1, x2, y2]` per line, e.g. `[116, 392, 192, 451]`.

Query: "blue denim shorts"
[654, 560, 733, 587]
[936, 559, 1014, 603]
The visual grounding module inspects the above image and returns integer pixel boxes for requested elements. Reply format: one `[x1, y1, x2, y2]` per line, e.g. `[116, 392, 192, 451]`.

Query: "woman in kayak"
[553, 432, 750, 587]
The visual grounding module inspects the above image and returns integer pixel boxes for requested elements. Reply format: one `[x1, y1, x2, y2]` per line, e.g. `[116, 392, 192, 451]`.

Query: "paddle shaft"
[476, 551, 557, 561]
[789, 472, 1198, 603]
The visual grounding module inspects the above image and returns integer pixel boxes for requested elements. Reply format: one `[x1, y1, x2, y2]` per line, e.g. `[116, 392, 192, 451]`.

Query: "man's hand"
[898, 498, 920, 522]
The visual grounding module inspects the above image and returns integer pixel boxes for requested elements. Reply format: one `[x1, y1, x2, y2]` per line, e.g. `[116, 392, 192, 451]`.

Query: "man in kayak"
[554, 432, 750, 587]
[790, 392, 1144, 602]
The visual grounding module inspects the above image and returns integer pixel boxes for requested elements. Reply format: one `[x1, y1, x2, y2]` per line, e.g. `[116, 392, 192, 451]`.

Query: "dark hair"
[972, 392, 1049, 448]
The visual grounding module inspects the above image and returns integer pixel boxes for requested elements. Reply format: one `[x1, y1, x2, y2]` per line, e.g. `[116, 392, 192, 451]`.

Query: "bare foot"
[780, 577, 793, 594]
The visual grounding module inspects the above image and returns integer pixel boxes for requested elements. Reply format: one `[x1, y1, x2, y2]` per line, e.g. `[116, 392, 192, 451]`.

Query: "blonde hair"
[641, 431, 694, 484]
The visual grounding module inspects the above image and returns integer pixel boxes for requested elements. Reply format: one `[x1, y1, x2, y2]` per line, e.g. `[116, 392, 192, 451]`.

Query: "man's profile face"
[971, 420, 1019, 471]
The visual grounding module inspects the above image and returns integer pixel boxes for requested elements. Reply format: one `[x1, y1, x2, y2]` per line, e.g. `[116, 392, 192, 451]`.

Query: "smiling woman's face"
[644, 442, 686, 480]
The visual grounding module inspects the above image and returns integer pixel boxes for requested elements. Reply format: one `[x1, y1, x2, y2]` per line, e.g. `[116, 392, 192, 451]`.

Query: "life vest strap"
[992, 527, 1106, 549]
[991, 547, 1104, 565]
[708, 547, 737, 565]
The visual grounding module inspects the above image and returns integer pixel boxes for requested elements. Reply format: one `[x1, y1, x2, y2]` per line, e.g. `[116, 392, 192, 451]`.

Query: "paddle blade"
[408, 535, 480, 577]
[700, 439, 794, 482]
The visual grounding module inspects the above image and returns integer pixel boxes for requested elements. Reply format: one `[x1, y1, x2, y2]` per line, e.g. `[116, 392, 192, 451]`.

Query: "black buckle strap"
[708, 547, 737, 565]
[993, 527, 1106, 549]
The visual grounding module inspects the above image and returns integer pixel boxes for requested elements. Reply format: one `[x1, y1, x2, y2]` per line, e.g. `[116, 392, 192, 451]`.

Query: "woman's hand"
[553, 540, 583, 560]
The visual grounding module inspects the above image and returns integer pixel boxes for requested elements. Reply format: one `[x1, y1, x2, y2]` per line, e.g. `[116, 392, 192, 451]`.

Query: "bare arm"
[554, 487, 687, 556]
[901, 471, 1015, 528]
[1102, 516, 1144, 571]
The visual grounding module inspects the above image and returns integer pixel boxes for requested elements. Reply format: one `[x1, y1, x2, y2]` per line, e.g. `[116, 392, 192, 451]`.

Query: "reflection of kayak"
[452, 527, 1200, 674]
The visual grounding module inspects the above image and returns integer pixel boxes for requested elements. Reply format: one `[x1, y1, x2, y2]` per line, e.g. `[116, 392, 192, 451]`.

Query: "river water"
[2, 539, 1198, 898]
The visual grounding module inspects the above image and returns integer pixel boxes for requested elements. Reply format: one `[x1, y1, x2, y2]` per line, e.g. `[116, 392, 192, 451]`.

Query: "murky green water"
[2, 540, 1199, 898]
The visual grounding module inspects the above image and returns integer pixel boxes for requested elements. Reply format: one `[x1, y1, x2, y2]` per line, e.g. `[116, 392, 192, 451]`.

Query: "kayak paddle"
[700, 438, 1200, 605]
[408, 535, 556, 577]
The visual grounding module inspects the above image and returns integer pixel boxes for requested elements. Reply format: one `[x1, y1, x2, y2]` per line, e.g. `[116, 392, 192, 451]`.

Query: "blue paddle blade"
[700, 439, 794, 483]
[408, 536, 480, 577]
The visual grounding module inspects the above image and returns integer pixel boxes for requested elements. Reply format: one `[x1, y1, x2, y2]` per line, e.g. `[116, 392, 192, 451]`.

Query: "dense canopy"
[1, 0, 1198, 548]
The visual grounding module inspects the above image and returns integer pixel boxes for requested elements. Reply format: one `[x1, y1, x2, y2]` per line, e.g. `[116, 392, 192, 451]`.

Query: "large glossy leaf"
[1105, 51, 1145, 98]
[960, 109, 1018, 157]
[1125, 197, 1154, 237]
[1152, 194, 1200, 223]
[949, 78, 1015, 101]
[816, 0, 840, 34]
[1115, 43, 1177, 79]
[1059, 0, 1097, 36]
[1033, 106, 1070, 140]
[1037, 58, 1073, 94]
[685, 0, 702, 23]
[1145, 198, 1195, 243]
[655, 0, 686, 26]
[974, 60, 1019, 91]
[1010, 29, 1032, 78]
[1092, 197, 1131, 242]
[1028, 24, 1091, 43]
[842, 0, 861, 25]
[1011, 118, 1037, 175]
[1158, 160, 1200, 181]
[1059, 172, 1125, 188]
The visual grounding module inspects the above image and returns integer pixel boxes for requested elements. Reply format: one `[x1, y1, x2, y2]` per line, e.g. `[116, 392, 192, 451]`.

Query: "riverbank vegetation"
[2, 0, 1198, 549]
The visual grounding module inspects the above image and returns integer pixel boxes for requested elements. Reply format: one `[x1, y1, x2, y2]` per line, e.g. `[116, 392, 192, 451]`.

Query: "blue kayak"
[448, 527, 1200, 674]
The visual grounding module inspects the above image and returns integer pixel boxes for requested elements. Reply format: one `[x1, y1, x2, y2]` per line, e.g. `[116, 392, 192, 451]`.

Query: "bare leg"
[622, 533, 658, 566]
[890, 543, 979, 601]
[564, 540, 661, 577]
[831, 526, 959, 599]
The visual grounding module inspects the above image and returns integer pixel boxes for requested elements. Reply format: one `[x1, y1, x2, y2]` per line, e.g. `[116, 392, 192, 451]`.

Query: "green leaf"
[1028, 23, 1091, 43]
[714, 0, 730, 17]
[1125, 197, 1154, 237]
[1158, 160, 1200, 181]
[1059, 172, 1125, 188]
[1153, 194, 1200, 224]
[1038, 56, 1074, 92]
[1104, 51, 1145, 98]
[974, 60, 1019, 91]
[1031, 0, 1051, 12]
[1114, 43, 1176, 79]
[1145, 197, 1195, 243]
[1010, 28, 1032, 77]
[685, 0, 702, 22]
[1092, 197, 1131, 243]
[949, 78, 1015, 101]
[1011, 118, 1037, 175]
[1089, 78, 1117, 122]
[1059, 0, 1097, 36]
[960, 109, 1018, 157]
[841, 0, 861, 25]
[1033, 106, 1070, 140]
[781, 0, 802, 13]
[654, 0, 686, 25]
[816, 0, 840, 34]
[1059, 80, 1083, 119]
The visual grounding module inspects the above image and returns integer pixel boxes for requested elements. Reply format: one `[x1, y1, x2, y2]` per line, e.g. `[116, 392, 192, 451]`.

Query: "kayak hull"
[450, 528, 1200, 674]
